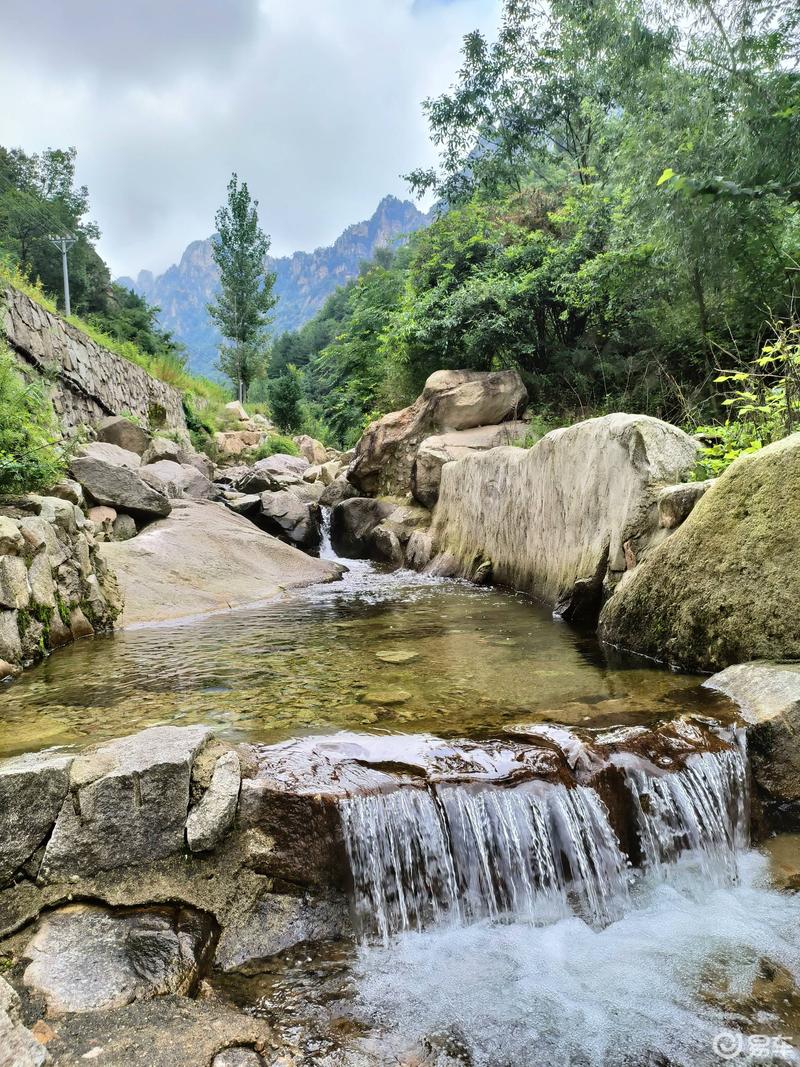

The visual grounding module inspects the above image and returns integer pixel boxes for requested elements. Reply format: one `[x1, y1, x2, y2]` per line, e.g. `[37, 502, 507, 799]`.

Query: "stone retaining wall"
[1, 285, 187, 435]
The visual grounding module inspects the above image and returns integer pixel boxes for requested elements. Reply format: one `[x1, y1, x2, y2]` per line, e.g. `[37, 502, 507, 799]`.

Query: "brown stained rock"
[412, 421, 530, 508]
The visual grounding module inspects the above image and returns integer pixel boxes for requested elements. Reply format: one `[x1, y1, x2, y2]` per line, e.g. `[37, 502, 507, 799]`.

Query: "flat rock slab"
[374, 650, 420, 664]
[22, 903, 215, 1015]
[100, 499, 343, 626]
[33, 994, 274, 1067]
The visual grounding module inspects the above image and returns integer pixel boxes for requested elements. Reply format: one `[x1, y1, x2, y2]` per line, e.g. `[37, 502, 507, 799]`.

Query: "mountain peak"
[117, 196, 431, 378]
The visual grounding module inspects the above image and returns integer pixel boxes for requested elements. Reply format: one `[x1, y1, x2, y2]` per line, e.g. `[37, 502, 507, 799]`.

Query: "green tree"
[268, 367, 303, 432]
[208, 174, 276, 402]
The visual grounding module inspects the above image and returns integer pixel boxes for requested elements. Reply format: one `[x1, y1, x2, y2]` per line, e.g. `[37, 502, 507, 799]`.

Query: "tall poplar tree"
[208, 174, 276, 401]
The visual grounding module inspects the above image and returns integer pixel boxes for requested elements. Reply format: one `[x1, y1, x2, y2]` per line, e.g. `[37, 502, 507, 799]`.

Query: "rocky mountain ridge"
[118, 195, 432, 378]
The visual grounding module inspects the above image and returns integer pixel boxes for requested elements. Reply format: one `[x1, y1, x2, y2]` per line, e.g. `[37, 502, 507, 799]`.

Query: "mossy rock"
[598, 433, 800, 672]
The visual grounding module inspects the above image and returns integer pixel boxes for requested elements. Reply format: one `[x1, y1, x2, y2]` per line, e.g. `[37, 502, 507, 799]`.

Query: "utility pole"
[48, 234, 76, 316]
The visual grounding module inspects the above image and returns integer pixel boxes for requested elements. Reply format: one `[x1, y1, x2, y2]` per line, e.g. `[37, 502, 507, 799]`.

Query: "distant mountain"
[118, 195, 432, 378]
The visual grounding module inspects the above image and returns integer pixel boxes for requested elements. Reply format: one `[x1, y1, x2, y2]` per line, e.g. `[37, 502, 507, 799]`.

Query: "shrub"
[247, 434, 300, 461]
[0, 346, 67, 493]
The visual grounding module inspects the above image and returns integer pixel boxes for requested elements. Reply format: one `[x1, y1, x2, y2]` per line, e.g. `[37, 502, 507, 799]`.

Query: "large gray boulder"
[0, 749, 73, 885]
[95, 415, 151, 456]
[599, 434, 800, 670]
[40, 725, 212, 880]
[186, 750, 241, 853]
[140, 460, 213, 500]
[412, 421, 530, 507]
[426, 413, 698, 624]
[348, 369, 528, 496]
[330, 497, 394, 559]
[141, 436, 183, 466]
[258, 490, 321, 551]
[705, 662, 800, 826]
[79, 441, 141, 469]
[70, 456, 172, 518]
[22, 903, 214, 1014]
[319, 474, 359, 508]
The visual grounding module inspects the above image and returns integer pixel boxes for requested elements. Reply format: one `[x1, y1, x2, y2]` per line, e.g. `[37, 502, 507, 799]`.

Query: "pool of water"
[0, 558, 732, 758]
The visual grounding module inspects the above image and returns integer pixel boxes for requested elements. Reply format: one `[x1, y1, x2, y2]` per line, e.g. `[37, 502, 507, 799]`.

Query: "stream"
[2, 541, 800, 1064]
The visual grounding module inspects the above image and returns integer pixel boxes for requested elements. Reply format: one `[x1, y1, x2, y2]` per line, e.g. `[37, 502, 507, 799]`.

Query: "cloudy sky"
[0, 0, 499, 278]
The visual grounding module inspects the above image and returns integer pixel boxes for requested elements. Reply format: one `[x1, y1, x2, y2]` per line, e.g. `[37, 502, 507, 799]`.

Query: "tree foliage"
[208, 174, 276, 400]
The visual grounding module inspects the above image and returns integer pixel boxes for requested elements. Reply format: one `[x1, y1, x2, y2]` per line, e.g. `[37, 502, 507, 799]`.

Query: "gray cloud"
[0, 0, 499, 276]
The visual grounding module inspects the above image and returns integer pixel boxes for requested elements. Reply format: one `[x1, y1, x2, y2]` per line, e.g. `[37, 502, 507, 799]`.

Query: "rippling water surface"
[0, 558, 731, 757]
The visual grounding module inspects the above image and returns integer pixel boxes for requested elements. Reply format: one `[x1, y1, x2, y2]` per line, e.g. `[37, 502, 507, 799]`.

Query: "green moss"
[55, 595, 71, 627]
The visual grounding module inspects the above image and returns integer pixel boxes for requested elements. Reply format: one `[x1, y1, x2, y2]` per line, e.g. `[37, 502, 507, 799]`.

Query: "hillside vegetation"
[262, 0, 800, 458]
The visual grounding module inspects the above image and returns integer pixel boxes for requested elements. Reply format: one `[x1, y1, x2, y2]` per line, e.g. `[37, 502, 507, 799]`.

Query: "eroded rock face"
[412, 421, 530, 508]
[22, 903, 215, 1015]
[426, 413, 698, 624]
[348, 369, 528, 496]
[70, 456, 172, 518]
[705, 662, 800, 826]
[40, 726, 213, 880]
[330, 498, 394, 559]
[0, 750, 73, 886]
[599, 434, 800, 670]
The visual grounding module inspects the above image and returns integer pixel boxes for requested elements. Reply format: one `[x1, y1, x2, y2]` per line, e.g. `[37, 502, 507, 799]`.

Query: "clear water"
[0, 558, 732, 758]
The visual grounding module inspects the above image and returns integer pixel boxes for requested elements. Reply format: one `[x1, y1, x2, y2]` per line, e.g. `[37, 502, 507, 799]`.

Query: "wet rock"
[600, 434, 800, 670]
[40, 725, 212, 880]
[330, 498, 394, 559]
[95, 415, 151, 456]
[349, 369, 528, 496]
[35, 995, 273, 1067]
[112, 513, 137, 542]
[22, 903, 215, 1014]
[706, 662, 800, 825]
[294, 434, 327, 465]
[214, 892, 347, 973]
[70, 456, 172, 518]
[186, 750, 241, 853]
[361, 688, 411, 705]
[412, 421, 530, 508]
[0, 975, 47, 1067]
[68, 606, 94, 640]
[658, 480, 713, 529]
[428, 413, 698, 625]
[375, 650, 419, 664]
[258, 490, 321, 551]
[0, 749, 73, 885]
[371, 524, 403, 565]
[79, 441, 141, 469]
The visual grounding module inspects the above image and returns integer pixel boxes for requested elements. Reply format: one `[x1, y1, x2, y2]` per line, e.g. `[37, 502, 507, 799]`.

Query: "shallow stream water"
[2, 551, 799, 1065]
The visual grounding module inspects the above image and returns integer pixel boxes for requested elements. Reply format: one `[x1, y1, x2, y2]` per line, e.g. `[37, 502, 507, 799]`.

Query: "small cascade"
[339, 738, 750, 942]
[340, 781, 630, 943]
[318, 507, 335, 560]
[626, 741, 749, 883]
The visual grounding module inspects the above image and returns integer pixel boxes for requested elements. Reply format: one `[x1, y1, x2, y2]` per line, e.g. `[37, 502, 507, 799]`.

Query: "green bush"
[0, 347, 67, 493]
[247, 434, 300, 461]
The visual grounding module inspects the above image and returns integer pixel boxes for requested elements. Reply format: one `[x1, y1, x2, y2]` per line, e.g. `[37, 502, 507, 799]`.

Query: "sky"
[0, 0, 499, 278]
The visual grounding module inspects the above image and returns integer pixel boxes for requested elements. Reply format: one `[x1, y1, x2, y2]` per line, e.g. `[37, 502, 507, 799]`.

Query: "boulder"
[427, 413, 698, 625]
[0, 749, 73, 885]
[79, 441, 142, 469]
[182, 450, 215, 481]
[348, 369, 528, 496]
[252, 453, 308, 480]
[330, 498, 394, 559]
[112, 513, 137, 542]
[22, 903, 214, 1015]
[0, 516, 24, 555]
[294, 434, 328, 465]
[598, 434, 800, 671]
[142, 437, 183, 466]
[213, 892, 346, 974]
[0, 555, 30, 609]
[0, 976, 47, 1067]
[258, 490, 321, 551]
[213, 430, 265, 460]
[412, 421, 530, 507]
[705, 662, 800, 826]
[100, 500, 342, 626]
[70, 456, 171, 519]
[140, 461, 213, 501]
[47, 479, 84, 507]
[224, 400, 250, 422]
[658, 480, 713, 529]
[40, 725, 213, 880]
[319, 474, 359, 508]
[95, 415, 151, 456]
[87, 505, 117, 541]
[186, 751, 241, 853]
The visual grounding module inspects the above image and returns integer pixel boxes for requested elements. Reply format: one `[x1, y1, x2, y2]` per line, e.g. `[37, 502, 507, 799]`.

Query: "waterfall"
[318, 507, 335, 560]
[339, 740, 749, 942]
